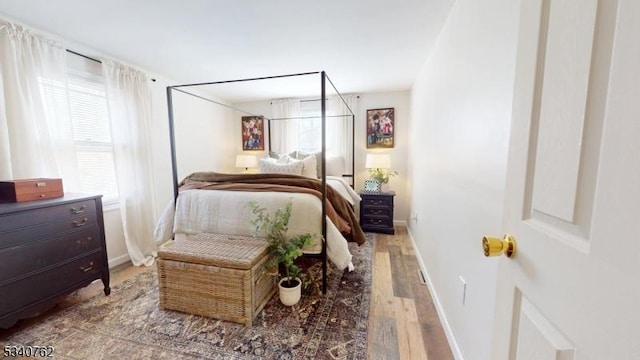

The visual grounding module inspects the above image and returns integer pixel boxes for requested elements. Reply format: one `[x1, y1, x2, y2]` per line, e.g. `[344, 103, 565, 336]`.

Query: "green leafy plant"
[368, 168, 398, 184]
[249, 200, 313, 288]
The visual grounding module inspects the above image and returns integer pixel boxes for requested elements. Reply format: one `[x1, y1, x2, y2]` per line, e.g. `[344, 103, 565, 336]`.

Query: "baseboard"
[406, 226, 465, 360]
[108, 253, 131, 269]
[393, 220, 408, 227]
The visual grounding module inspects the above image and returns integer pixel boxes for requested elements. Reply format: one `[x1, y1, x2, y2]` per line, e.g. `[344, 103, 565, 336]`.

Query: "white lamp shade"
[365, 153, 391, 169]
[235, 154, 258, 168]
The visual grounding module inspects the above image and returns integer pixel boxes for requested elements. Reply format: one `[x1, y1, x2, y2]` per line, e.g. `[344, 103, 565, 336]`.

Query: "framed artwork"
[366, 108, 394, 148]
[241, 116, 265, 150]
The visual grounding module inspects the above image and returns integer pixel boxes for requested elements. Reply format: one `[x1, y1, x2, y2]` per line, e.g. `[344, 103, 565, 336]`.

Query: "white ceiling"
[0, 0, 453, 102]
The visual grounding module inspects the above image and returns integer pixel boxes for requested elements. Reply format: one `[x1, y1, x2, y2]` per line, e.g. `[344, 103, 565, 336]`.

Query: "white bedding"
[154, 189, 354, 270]
[326, 176, 361, 206]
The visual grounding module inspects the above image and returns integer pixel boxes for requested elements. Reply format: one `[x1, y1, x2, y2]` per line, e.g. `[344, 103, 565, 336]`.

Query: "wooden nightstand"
[359, 191, 395, 234]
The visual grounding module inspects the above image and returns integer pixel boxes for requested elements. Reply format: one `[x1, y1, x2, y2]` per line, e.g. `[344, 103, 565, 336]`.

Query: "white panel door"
[491, 0, 640, 359]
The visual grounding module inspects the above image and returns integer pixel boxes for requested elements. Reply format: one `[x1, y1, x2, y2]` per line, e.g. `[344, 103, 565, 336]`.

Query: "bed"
[159, 71, 362, 293]
[154, 174, 363, 270]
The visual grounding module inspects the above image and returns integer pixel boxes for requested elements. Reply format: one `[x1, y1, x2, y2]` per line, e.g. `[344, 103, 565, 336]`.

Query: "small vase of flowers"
[368, 168, 398, 192]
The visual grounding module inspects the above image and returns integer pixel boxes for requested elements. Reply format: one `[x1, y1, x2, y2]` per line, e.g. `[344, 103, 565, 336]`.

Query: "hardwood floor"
[2, 226, 453, 359]
[369, 226, 454, 360]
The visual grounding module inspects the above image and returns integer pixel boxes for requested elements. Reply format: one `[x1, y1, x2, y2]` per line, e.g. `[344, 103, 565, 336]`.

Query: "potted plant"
[368, 168, 398, 192]
[250, 200, 313, 306]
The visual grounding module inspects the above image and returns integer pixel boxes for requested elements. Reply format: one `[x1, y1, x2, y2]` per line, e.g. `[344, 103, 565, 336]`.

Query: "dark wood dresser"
[0, 193, 110, 328]
[359, 191, 395, 234]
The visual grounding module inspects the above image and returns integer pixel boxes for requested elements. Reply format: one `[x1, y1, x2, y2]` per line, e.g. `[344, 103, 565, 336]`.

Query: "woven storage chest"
[157, 233, 276, 326]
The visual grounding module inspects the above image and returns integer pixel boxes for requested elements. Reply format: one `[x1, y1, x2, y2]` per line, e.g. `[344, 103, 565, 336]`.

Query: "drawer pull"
[71, 205, 87, 214]
[80, 262, 94, 273]
[369, 200, 383, 205]
[76, 236, 93, 245]
[73, 218, 89, 227]
[371, 209, 383, 215]
[371, 219, 383, 225]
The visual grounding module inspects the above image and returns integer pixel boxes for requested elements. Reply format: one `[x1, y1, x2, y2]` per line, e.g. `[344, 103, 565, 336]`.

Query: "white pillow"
[259, 158, 303, 175]
[276, 153, 292, 164]
[300, 154, 318, 179]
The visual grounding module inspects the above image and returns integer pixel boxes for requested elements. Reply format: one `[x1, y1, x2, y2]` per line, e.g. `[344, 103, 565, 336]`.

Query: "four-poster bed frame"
[165, 71, 355, 294]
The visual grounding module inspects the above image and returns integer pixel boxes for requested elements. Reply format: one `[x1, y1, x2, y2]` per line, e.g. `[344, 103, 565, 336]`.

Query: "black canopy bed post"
[320, 71, 328, 294]
[267, 117, 272, 156]
[351, 114, 355, 188]
[166, 86, 179, 204]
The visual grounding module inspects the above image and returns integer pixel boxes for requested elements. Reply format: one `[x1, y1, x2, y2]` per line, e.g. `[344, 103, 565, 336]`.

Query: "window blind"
[38, 65, 119, 202]
[67, 72, 119, 201]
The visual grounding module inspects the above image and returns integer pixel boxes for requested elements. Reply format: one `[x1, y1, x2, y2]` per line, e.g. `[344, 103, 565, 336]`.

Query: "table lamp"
[235, 154, 258, 172]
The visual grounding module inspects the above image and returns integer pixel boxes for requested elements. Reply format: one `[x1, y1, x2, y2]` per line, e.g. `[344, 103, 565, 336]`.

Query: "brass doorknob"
[482, 234, 516, 258]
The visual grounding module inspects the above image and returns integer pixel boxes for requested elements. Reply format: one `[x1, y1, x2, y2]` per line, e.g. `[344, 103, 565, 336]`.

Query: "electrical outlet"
[410, 212, 418, 221]
[459, 276, 467, 305]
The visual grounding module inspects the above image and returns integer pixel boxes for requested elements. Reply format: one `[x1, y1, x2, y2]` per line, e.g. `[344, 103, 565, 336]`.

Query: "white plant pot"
[278, 277, 302, 306]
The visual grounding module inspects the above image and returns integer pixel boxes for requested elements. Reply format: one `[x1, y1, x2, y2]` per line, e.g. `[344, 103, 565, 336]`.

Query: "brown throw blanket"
[178, 172, 366, 245]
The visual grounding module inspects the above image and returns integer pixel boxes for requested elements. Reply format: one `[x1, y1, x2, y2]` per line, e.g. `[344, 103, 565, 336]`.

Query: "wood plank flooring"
[369, 226, 454, 359]
[2, 226, 453, 359]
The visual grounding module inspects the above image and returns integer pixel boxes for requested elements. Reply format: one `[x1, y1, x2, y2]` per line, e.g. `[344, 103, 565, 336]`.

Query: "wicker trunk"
[157, 233, 276, 326]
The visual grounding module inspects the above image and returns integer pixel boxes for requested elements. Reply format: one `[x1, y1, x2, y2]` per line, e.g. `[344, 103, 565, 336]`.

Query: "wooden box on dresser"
[359, 191, 395, 235]
[0, 193, 110, 329]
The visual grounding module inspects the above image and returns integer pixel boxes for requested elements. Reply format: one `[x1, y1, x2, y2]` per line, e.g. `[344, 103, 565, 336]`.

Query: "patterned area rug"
[2, 237, 372, 360]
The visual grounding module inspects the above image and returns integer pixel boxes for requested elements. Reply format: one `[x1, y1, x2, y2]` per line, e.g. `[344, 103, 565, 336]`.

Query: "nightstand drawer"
[361, 196, 393, 208]
[361, 216, 393, 228]
[362, 206, 392, 218]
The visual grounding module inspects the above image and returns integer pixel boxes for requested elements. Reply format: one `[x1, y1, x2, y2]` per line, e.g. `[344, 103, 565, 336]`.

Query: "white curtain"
[102, 60, 157, 266]
[270, 98, 300, 154]
[327, 94, 358, 175]
[0, 21, 77, 182]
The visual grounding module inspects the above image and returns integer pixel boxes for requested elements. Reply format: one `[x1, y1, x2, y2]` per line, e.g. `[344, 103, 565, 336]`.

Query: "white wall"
[148, 77, 236, 214]
[408, 0, 520, 359]
[356, 91, 410, 222]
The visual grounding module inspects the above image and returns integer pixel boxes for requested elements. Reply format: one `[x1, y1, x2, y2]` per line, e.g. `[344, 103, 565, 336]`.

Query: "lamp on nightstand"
[364, 153, 396, 192]
[235, 154, 258, 173]
[365, 153, 391, 170]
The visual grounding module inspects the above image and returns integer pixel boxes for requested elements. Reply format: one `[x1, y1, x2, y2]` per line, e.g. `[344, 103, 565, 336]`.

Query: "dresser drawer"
[0, 199, 97, 232]
[0, 225, 102, 284]
[0, 252, 104, 315]
[0, 201, 98, 249]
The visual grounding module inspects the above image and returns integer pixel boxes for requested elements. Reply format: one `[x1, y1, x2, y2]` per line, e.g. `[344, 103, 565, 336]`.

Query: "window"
[67, 71, 119, 202]
[296, 100, 342, 156]
[38, 56, 119, 203]
[296, 101, 324, 153]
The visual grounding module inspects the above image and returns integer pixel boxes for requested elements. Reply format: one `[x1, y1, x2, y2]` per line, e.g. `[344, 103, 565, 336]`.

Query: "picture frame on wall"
[241, 116, 265, 150]
[366, 108, 394, 148]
